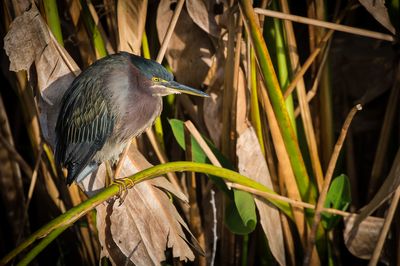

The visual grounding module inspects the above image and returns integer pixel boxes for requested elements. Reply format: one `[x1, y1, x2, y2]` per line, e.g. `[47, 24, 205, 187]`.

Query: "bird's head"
[127, 53, 209, 97]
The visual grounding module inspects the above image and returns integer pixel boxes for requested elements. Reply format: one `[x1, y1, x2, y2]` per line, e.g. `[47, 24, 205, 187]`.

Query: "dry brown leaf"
[344, 214, 387, 262]
[156, 0, 214, 88]
[4, 5, 199, 265]
[203, 90, 222, 147]
[4, 4, 79, 146]
[93, 149, 197, 265]
[203, 51, 225, 147]
[4, 4, 77, 213]
[348, 148, 400, 232]
[186, 0, 221, 37]
[359, 0, 396, 34]
[117, 0, 148, 54]
[344, 148, 399, 264]
[236, 68, 285, 266]
[237, 126, 286, 266]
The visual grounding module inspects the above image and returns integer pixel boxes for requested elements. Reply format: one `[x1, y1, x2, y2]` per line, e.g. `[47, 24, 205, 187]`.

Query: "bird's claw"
[112, 178, 136, 206]
[113, 179, 128, 206]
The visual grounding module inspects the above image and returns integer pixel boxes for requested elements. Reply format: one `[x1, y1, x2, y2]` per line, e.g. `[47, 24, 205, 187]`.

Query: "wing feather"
[55, 75, 115, 184]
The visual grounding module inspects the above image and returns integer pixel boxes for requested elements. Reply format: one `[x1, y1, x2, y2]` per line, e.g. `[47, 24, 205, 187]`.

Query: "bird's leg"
[104, 161, 126, 203]
[114, 179, 128, 206]
[105, 161, 114, 187]
[111, 142, 137, 205]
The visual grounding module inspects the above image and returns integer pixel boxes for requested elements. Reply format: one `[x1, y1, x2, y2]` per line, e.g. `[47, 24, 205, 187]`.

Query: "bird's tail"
[67, 162, 99, 185]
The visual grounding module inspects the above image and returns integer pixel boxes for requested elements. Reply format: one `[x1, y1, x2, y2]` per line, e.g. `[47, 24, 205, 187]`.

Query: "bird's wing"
[55, 78, 115, 184]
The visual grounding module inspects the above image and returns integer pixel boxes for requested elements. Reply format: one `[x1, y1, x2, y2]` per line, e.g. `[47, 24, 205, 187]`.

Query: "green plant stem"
[239, 0, 317, 203]
[17, 226, 67, 266]
[43, 0, 64, 46]
[141, 31, 151, 59]
[269, 2, 296, 134]
[2, 162, 292, 265]
[241, 234, 249, 266]
[263, 1, 296, 133]
[250, 48, 265, 155]
[80, 0, 107, 58]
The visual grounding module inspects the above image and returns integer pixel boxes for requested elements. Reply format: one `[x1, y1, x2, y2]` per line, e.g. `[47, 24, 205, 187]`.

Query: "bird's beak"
[163, 80, 209, 97]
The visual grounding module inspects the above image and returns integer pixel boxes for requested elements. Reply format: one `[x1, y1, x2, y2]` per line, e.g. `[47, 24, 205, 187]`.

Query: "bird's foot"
[113, 179, 129, 206]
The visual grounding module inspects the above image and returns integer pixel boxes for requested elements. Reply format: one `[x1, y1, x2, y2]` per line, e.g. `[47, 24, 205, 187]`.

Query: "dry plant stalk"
[227, 183, 351, 217]
[305, 104, 362, 265]
[258, 81, 307, 245]
[368, 187, 400, 266]
[253, 8, 395, 41]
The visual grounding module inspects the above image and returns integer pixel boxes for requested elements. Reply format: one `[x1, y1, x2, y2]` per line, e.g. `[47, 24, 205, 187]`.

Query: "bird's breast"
[119, 94, 162, 140]
[92, 96, 162, 163]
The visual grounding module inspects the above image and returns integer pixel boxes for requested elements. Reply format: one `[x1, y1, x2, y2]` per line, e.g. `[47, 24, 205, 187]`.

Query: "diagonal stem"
[368, 186, 400, 266]
[254, 8, 395, 41]
[1, 162, 292, 265]
[304, 104, 362, 265]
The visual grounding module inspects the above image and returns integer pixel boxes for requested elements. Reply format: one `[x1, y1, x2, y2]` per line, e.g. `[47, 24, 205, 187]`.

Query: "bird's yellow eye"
[152, 77, 160, 82]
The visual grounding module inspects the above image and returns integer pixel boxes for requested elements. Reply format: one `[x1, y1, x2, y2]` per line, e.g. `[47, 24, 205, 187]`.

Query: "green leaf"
[168, 119, 227, 193]
[169, 119, 207, 163]
[223, 189, 258, 235]
[322, 174, 351, 230]
[225, 191, 257, 235]
[168, 119, 257, 234]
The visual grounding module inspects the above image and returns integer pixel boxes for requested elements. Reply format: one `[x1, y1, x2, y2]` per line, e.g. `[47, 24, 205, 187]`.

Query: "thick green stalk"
[250, 48, 265, 155]
[2, 162, 292, 265]
[268, 1, 296, 134]
[43, 0, 64, 46]
[17, 226, 67, 266]
[80, 0, 107, 58]
[239, 0, 317, 203]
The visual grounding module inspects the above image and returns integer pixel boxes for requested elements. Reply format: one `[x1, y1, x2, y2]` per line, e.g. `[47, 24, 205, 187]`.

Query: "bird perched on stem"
[55, 52, 208, 185]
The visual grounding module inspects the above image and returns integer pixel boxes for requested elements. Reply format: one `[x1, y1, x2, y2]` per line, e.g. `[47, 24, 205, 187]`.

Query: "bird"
[55, 52, 209, 185]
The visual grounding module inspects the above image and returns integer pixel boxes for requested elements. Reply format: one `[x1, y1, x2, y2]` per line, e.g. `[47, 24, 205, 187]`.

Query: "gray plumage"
[55, 52, 208, 184]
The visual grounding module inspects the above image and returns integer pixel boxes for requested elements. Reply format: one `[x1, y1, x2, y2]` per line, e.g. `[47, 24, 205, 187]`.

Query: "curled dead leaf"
[117, 0, 148, 54]
[3, 4, 78, 147]
[235, 69, 285, 265]
[186, 0, 221, 37]
[87, 149, 199, 265]
[156, 0, 214, 88]
[203, 51, 225, 147]
[236, 124, 286, 266]
[4, 5, 49, 73]
[347, 149, 400, 234]
[344, 214, 388, 263]
[359, 0, 396, 34]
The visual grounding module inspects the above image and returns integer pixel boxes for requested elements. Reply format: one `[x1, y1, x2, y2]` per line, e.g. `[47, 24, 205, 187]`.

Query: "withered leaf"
[117, 0, 148, 55]
[359, 0, 396, 34]
[186, 0, 221, 37]
[89, 149, 196, 265]
[203, 51, 225, 147]
[235, 65, 285, 265]
[348, 149, 400, 234]
[156, 0, 214, 88]
[4, 4, 78, 147]
[344, 214, 387, 262]
[237, 126, 286, 266]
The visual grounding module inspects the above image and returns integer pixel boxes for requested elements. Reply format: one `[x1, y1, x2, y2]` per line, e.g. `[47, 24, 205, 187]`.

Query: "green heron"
[55, 52, 208, 184]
